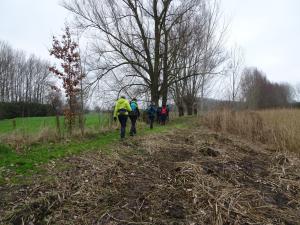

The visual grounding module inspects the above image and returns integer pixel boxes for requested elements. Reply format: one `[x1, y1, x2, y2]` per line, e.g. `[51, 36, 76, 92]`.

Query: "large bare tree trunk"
[151, 82, 160, 106]
[161, 82, 168, 106]
[184, 97, 194, 115]
[178, 105, 184, 117]
[56, 114, 61, 138]
[79, 74, 85, 136]
[193, 105, 198, 115]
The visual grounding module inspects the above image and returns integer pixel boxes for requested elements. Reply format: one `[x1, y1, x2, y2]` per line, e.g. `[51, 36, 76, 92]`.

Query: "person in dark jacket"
[147, 103, 156, 129]
[129, 98, 140, 136]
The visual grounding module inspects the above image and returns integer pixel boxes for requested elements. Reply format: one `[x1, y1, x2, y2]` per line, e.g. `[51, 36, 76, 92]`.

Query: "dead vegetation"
[0, 124, 120, 151]
[1, 123, 300, 225]
[203, 109, 300, 154]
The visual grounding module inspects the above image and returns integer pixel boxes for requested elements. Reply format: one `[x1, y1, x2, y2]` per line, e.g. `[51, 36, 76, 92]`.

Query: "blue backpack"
[130, 101, 138, 116]
[130, 102, 137, 111]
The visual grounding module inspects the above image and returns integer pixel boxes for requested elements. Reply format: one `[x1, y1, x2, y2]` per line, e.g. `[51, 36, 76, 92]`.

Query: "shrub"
[0, 102, 54, 120]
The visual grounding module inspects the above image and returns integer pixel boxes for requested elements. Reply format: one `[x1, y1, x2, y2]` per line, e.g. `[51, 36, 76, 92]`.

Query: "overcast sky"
[0, 0, 299, 85]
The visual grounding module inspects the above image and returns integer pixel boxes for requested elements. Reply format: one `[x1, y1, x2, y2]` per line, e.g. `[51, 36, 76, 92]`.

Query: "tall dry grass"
[203, 109, 300, 154]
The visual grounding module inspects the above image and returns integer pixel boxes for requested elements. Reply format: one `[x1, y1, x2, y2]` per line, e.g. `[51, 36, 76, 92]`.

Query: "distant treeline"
[195, 97, 300, 112]
[240, 67, 293, 109]
[0, 40, 50, 104]
[214, 100, 300, 111]
[0, 102, 54, 120]
[290, 102, 300, 108]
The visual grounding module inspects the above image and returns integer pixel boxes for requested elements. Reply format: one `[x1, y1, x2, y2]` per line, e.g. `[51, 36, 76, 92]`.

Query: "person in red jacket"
[160, 104, 168, 125]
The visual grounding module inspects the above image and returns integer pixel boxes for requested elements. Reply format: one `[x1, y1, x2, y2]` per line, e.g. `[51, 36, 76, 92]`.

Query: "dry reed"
[203, 109, 300, 154]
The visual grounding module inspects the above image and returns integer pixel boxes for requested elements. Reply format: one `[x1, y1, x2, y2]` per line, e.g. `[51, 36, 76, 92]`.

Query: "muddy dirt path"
[1, 125, 300, 225]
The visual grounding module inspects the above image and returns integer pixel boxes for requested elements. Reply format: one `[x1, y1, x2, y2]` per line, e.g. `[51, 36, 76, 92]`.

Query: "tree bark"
[178, 105, 184, 117]
[79, 79, 85, 136]
[151, 83, 160, 106]
[186, 104, 193, 115]
[55, 114, 61, 138]
[193, 104, 198, 115]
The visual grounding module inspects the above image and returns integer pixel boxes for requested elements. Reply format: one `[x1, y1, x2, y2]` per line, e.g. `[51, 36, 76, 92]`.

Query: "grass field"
[0, 116, 188, 184]
[0, 113, 112, 134]
[2, 107, 300, 184]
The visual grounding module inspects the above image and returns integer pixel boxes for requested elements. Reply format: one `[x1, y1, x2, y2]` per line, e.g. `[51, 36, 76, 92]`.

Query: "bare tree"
[63, 0, 216, 106]
[77, 44, 90, 135]
[241, 67, 293, 109]
[295, 83, 300, 101]
[0, 40, 50, 104]
[226, 44, 244, 103]
[47, 88, 63, 137]
[170, 1, 227, 115]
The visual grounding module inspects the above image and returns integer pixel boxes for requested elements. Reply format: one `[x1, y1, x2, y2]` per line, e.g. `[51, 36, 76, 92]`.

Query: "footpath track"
[1, 124, 300, 225]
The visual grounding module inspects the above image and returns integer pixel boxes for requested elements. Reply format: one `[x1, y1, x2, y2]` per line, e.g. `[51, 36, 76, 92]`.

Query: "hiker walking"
[113, 96, 132, 139]
[160, 104, 168, 125]
[166, 104, 170, 122]
[156, 106, 161, 124]
[147, 102, 156, 129]
[129, 98, 140, 136]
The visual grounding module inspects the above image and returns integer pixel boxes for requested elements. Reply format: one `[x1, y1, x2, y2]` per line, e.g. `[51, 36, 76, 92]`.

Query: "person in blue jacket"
[146, 102, 156, 129]
[129, 98, 140, 136]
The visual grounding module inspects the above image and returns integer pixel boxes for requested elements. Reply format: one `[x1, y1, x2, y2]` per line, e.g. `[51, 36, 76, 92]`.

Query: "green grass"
[0, 113, 111, 134]
[0, 117, 190, 184]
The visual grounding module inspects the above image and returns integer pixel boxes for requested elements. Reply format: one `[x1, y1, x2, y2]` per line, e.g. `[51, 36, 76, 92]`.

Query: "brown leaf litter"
[0, 125, 300, 225]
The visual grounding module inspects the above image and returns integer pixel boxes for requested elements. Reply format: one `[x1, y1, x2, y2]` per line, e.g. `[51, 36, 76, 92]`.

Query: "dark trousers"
[149, 117, 154, 129]
[160, 114, 167, 125]
[118, 115, 128, 138]
[156, 113, 160, 123]
[129, 115, 137, 135]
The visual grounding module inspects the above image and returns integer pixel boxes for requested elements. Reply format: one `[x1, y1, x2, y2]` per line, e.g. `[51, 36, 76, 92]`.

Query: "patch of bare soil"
[1, 125, 300, 225]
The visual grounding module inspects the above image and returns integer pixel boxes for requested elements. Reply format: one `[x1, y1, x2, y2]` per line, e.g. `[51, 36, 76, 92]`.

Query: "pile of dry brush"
[1, 123, 300, 225]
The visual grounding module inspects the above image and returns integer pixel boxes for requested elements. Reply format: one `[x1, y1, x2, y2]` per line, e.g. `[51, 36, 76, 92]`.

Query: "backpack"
[147, 105, 156, 117]
[161, 107, 167, 115]
[130, 101, 138, 116]
[130, 102, 137, 111]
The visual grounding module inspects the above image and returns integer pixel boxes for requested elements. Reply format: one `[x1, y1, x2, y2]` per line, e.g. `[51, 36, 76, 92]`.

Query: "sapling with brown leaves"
[49, 26, 84, 135]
